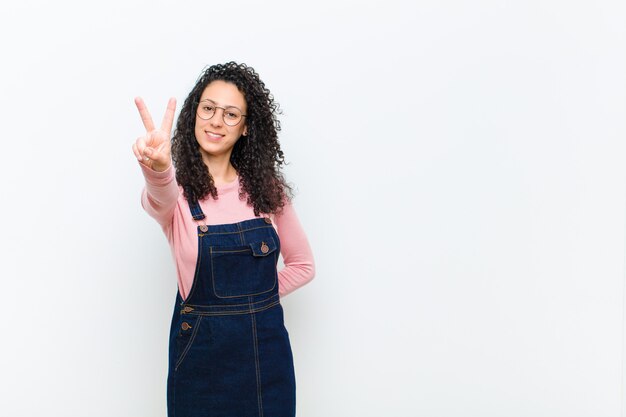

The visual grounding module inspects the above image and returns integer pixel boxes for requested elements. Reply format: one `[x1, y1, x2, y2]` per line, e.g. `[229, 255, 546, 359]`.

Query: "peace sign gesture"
[132, 97, 177, 172]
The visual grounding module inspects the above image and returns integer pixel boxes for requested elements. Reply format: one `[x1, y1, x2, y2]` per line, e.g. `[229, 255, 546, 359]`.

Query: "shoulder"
[272, 199, 305, 232]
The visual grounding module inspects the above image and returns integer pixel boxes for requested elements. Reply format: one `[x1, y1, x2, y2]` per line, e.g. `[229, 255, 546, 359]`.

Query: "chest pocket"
[209, 237, 279, 298]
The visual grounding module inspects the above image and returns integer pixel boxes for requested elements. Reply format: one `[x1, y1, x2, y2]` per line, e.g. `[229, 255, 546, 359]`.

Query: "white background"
[1, 0, 625, 416]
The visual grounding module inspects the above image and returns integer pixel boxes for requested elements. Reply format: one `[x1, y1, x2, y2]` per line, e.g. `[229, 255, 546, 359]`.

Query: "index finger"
[134, 97, 156, 132]
[160, 97, 177, 134]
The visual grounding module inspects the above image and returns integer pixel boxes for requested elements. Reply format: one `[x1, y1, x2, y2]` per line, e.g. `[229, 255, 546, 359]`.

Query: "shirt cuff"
[139, 162, 175, 186]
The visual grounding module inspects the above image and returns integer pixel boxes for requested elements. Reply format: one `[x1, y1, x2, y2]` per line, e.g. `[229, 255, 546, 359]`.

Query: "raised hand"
[132, 97, 177, 172]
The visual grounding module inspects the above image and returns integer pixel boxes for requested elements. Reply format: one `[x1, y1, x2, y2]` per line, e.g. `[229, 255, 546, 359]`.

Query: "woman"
[132, 62, 315, 417]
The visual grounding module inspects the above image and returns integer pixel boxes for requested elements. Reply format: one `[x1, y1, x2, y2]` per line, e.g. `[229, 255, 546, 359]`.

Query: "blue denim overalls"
[166, 200, 296, 417]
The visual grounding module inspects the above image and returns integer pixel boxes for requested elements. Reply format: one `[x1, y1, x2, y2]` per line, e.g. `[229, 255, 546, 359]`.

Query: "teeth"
[206, 131, 223, 138]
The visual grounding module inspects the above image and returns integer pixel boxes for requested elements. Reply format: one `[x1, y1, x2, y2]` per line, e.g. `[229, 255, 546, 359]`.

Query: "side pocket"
[175, 315, 203, 371]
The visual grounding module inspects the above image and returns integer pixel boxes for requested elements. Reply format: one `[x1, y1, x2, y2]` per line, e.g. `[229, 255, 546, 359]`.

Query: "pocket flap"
[250, 237, 278, 257]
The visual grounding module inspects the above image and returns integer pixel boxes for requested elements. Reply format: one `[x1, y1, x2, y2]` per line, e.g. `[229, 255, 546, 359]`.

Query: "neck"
[202, 152, 237, 186]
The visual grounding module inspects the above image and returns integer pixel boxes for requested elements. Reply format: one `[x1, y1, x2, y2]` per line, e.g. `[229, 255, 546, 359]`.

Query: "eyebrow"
[199, 98, 244, 112]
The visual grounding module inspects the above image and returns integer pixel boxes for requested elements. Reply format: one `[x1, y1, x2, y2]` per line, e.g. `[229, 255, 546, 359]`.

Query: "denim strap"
[188, 199, 206, 221]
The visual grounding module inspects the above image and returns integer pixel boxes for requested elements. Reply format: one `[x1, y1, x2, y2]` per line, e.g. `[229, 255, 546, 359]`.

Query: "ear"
[243, 126, 248, 136]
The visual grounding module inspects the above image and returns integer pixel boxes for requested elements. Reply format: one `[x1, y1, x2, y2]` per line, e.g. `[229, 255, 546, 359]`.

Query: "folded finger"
[132, 143, 142, 161]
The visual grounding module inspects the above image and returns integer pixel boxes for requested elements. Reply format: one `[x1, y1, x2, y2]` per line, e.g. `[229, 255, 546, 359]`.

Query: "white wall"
[1, 0, 625, 416]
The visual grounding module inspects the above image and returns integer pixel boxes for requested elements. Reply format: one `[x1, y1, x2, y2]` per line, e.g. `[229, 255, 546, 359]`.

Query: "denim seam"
[185, 301, 280, 316]
[175, 315, 203, 371]
[250, 310, 264, 417]
[209, 238, 277, 256]
[237, 222, 245, 245]
[203, 225, 274, 235]
[186, 294, 278, 308]
[212, 249, 250, 254]
[240, 222, 247, 245]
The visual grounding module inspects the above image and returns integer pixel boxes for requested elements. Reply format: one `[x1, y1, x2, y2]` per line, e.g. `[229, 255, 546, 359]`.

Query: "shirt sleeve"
[139, 162, 180, 227]
[274, 201, 316, 297]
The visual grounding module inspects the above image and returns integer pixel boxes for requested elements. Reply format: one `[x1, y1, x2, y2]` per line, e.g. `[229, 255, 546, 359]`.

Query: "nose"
[209, 108, 224, 128]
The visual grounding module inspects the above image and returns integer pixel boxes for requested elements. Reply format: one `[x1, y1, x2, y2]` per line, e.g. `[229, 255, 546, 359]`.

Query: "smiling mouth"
[205, 131, 224, 139]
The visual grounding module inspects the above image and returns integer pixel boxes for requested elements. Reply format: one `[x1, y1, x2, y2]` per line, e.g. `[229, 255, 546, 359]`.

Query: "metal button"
[182, 306, 194, 314]
[264, 217, 272, 224]
[181, 322, 192, 331]
[200, 225, 208, 232]
[261, 242, 269, 254]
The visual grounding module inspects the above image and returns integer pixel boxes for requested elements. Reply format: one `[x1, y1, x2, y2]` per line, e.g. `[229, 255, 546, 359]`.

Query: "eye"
[225, 111, 239, 119]
[202, 104, 215, 112]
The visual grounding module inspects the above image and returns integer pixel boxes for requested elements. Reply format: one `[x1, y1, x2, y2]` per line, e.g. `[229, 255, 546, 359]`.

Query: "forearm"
[275, 202, 316, 297]
[278, 259, 315, 297]
[139, 162, 179, 226]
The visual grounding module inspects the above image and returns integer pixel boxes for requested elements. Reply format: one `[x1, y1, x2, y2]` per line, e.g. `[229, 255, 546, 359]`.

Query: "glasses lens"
[197, 102, 215, 120]
[223, 108, 242, 126]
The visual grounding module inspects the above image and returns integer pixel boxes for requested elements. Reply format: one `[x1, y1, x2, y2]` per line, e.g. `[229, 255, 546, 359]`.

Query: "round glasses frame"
[196, 100, 247, 127]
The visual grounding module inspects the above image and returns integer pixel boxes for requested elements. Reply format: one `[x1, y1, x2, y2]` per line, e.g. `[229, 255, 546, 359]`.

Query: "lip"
[205, 130, 225, 141]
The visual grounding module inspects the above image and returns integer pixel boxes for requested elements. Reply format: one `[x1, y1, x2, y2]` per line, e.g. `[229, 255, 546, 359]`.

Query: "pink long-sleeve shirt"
[139, 163, 315, 300]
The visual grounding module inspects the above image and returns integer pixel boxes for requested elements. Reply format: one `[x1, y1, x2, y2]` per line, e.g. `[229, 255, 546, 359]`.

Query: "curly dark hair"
[171, 62, 292, 216]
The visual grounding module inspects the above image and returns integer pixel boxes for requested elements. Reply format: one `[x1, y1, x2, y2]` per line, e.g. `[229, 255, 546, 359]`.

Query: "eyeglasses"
[196, 99, 247, 126]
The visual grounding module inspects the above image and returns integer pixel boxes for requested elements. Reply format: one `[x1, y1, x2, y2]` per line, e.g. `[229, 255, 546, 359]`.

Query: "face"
[194, 80, 248, 161]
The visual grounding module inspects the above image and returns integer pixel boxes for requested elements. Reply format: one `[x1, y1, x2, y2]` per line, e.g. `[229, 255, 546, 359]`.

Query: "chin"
[199, 143, 234, 158]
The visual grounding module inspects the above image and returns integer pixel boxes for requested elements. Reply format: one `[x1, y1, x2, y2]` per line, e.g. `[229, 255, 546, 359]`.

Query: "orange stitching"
[175, 315, 203, 371]
[186, 301, 280, 316]
[250, 312, 264, 416]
